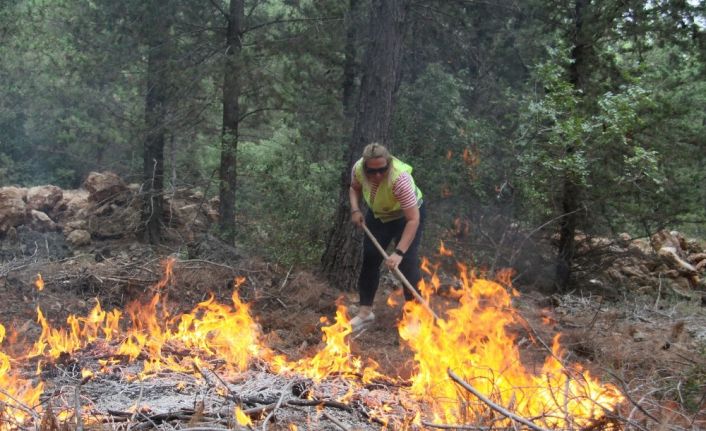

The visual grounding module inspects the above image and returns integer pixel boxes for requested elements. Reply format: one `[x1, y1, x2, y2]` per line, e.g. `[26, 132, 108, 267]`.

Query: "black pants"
[358, 203, 426, 306]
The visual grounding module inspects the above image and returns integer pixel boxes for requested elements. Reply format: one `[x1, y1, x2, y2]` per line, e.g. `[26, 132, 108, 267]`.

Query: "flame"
[272, 304, 381, 384]
[29, 301, 121, 359]
[28, 265, 267, 378]
[399, 264, 624, 427]
[115, 276, 265, 376]
[34, 274, 44, 291]
[6, 257, 625, 429]
[234, 406, 252, 426]
[0, 324, 44, 428]
[462, 147, 480, 167]
[438, 241, 453, 257]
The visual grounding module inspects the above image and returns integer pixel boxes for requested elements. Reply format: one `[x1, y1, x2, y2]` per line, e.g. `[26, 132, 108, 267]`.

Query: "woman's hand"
[351, 209, 364, 228]
[386, 252, 402, 270]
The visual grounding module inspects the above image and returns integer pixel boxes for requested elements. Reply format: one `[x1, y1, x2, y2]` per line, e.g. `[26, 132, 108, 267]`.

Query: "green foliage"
[392, 64, 502, 211]
[237, 124, 340, 265]
[515, 47, 660, 233]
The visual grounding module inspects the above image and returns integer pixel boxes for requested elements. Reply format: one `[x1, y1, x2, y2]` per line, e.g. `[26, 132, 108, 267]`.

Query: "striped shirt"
[351, 169, 418, 209]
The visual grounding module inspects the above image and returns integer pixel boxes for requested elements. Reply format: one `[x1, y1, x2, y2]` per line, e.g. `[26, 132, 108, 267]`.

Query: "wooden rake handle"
[361, 224, 440, 321]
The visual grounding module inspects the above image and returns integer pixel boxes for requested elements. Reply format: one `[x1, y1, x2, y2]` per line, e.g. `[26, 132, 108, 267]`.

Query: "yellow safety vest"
[354, 157, 423, 222]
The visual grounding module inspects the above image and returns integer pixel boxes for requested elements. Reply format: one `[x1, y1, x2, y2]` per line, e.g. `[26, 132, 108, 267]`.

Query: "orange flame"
[272, 304, 381, 385]
[0, 324, 44, 428]
[34, 274, 44, 291]
[28, 268, 267, 378]
[399, 264, 624, 427]
[438, 241, 453, 257]
[9, 257, 625, 429]
[462, 147, 480, 167]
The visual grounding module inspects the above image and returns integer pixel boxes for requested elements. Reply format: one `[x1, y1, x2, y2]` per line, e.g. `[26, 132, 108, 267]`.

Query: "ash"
[42, 363, 389, 430]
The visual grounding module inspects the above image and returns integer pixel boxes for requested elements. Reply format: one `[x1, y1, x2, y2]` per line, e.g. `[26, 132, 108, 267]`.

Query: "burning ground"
[1, 246, 704, 431]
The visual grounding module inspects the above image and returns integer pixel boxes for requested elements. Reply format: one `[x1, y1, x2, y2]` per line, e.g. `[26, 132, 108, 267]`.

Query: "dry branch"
[261, 381, 292, 431]
[447, 368, 551, 431]
[322, 411, 350, 431]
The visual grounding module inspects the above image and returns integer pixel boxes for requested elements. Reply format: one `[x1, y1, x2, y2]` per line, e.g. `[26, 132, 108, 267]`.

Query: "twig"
[193, 362, 235, 400]
[261, 381, 293, 431]
[287, 399, 352, 412]
[421, 421, 495, 430]
[583, 295, 604, 334]
[126, 378, 146, 431]
[75, 385, 84, 431]
[278, 265, 293, 291]
[180, 428, 231, 431]
[0, 387, 42, 422]
[447, 368, 551, 431]
[606, 371, 661, 425]
[180, 259, 237, 271]
[322, 411, 350, 431]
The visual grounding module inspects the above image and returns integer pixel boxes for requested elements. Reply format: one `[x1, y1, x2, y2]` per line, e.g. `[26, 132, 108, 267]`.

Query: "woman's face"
[364, 157, 389, 184]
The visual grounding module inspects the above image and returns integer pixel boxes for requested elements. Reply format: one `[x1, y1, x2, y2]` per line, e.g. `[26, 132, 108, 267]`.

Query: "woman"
[349, 143, 425, 332]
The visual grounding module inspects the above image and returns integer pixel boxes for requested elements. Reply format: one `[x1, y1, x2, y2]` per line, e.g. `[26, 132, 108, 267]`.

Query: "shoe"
[350, 312, 375, 333]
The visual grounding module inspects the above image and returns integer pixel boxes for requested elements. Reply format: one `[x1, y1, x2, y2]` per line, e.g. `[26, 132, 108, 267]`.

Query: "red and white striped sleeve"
[392, 172, 418, 209]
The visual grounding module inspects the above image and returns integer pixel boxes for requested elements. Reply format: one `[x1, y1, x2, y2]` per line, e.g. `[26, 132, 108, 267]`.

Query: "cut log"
[0, 186, 28, 235]
[26, 185, 63, 213]
[84, 171, 128, 203]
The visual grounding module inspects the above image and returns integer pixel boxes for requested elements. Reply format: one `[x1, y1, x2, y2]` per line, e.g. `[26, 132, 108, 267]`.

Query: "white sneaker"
[350, 312, 375, 333]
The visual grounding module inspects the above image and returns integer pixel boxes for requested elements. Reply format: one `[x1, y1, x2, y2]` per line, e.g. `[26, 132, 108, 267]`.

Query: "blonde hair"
[360, 143, 394, 187]
[362, 143, 392, 164]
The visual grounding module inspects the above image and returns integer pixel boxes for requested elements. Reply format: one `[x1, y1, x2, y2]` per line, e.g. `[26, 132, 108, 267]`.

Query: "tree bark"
[321, 0, 409, 291]
[555, 0, 589, 291]
[218, 0, 245, 244]
[141, 0, 171, 244]
[342, 0, 360, 118]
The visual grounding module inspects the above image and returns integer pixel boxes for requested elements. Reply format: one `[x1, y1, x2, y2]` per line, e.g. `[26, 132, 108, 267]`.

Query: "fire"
[116, 275, 267, 376]
[398, 264, 624, 428]
[271, 304, 382, 384]
[438, 240, 453, 257]
[234, 406, 252, 426]
[34, 274, 44, 291]
[28, 265, 268, 377]
[0, 324, 44, 429]
[3, 256, 625, 429]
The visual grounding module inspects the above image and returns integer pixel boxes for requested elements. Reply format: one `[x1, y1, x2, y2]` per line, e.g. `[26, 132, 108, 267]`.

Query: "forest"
[1, 0, 706, 430]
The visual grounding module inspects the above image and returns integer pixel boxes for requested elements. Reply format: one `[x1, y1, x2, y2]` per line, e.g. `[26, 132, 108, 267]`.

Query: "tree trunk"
[218, 0, 245, 244]
[141, 0, 171, 244]
[342, 0, 360, 117]
[321, 0, 409, 291]
[555, 0, 589, 290]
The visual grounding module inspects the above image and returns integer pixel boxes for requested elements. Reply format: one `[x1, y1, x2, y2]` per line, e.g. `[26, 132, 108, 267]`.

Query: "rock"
[632, 331, 647, 342]
[66, 229, 91, 247]
[84, 171, 128, 203]
[0, 186, 28, 235]
[127, 183, 141, 194]
[88, 205, 140, 239]
[617, 232, 632, 246]
[29, 210, 58, 232]
[26, 185, 63, 213]
[55, 189, 90, 217]
[62, 219, 88, 235]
